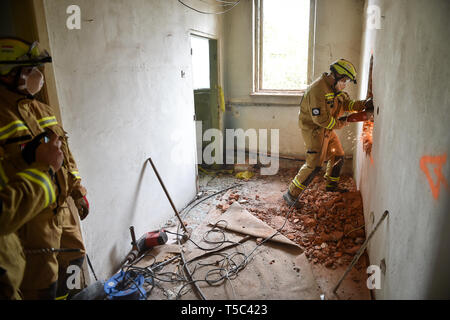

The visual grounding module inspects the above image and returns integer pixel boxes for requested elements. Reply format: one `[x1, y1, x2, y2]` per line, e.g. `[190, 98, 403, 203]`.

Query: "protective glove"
[75, 195, 89, 220]
[363, 97, 374, 114]
[22, 131, 48, 164]
[35, 133, 64, 172]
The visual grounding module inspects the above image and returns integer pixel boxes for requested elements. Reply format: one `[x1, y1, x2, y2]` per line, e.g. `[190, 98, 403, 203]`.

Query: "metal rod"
[129, 226, 138, 250]
[332, 210, 389, 295]
[86, 254, 98, 282]
[150, 254, 181, 271]
[176, 181, 243, 300]
[186, 235, 252, 264]
[147, 157, 188, 234]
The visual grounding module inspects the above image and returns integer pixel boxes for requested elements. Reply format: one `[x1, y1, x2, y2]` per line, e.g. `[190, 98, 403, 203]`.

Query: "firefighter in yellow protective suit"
[0, 134, 63, 299]
[283, 59, 373, 208]
[0, 38, 90, 299]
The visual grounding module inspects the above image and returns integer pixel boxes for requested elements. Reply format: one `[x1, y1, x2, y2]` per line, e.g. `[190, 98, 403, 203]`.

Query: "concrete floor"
[172, 162, 372, 300]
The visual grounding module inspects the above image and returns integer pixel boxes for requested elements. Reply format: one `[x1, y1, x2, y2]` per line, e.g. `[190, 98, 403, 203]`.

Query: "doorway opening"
[190, 34, 221, 167]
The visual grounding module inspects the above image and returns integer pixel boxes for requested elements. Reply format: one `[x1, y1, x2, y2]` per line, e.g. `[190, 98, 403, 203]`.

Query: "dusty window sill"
[250, 91, 305, 98]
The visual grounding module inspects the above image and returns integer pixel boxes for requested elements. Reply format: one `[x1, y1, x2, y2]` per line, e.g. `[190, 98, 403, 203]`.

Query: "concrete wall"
[223, 0, 364, 159]
[43, 0, 224, 279]
[354, 0, 450, 299]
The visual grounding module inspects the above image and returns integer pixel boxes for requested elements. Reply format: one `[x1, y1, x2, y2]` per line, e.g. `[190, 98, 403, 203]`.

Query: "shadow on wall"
[128, 160, 149, 222]
[426, 195, 450, 299]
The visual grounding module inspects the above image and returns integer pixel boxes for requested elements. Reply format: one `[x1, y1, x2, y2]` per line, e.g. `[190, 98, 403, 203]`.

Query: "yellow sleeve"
[338, 91, 366, 112]
[33, 101, 86, 200]
[0, 162, 56, 236]
[62, 133, 86, 200]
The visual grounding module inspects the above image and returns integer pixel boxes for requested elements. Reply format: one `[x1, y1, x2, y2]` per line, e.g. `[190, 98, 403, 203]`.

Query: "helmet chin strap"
[330, 70, 340, 92]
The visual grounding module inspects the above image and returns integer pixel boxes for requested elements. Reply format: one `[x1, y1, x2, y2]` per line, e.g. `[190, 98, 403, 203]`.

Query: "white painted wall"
[223, 0, 364, 159]
[355, 0, 450, 299]
[43, 0, 224, 279]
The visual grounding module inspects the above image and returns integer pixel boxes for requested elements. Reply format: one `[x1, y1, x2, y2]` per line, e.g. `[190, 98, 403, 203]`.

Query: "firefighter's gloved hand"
[22, 131, 47, 164]
[75, 196, 89, 220]
[363, 97, 374, 114]
[35, 132, 63, 171]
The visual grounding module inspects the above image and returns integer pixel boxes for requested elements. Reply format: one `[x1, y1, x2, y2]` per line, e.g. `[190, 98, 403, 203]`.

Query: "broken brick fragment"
[303, 217, 317, 228]
[344, 245, 361, 255]
[330, 231, 344, 241]
[325, 260, 335, 268]
[243, 170, 367, 270]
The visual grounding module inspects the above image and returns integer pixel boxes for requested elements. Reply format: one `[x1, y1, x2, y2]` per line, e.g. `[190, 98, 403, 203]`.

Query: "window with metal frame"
[253, 0, 314, 95]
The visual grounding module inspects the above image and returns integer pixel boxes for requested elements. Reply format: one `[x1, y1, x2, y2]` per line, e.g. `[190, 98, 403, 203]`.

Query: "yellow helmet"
[0, 38, 52, 76]
[330, 59, 357, 84]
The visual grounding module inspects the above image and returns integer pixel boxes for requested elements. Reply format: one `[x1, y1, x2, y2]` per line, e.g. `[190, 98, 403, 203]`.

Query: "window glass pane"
[262, 0, 310, 90]
[191, 36, 210, 89]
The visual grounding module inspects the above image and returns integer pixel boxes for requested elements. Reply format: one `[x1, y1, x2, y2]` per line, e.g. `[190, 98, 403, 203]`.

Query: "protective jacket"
[299, 73, 366, 131]
[0, 86, 84, 202]
[0, 158, 55, 300]
[0, 85, 86, 297]
[288, 73, 366, 197]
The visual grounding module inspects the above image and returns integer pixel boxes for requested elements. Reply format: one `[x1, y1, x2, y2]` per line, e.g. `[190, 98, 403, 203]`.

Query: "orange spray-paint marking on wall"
[420, 154, 449, 200]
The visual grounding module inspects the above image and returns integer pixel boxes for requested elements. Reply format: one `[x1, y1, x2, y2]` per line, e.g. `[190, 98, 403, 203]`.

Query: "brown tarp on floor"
[132, 203, 321, 300]
[179, 203, 321, 300]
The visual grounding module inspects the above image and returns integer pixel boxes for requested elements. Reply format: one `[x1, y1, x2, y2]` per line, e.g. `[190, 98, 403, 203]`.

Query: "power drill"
[124, 227, 168, 265]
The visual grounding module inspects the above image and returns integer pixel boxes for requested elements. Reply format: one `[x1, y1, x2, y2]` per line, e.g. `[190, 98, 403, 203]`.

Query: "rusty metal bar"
[332, 210, 389, 295]
[147, 157, 188, 234]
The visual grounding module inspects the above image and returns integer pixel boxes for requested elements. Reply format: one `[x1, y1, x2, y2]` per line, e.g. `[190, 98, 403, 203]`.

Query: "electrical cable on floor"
[166, 220, 239, 252]
[118, 179, 297, 300]
[114, 250, 188, 300]
[170, 180, 298, 300]
[181, 183, 243, 218]
[175, 182, 243, 300]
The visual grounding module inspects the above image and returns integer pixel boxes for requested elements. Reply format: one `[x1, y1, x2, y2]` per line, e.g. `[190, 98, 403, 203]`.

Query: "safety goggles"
[338, 77, 351, 84]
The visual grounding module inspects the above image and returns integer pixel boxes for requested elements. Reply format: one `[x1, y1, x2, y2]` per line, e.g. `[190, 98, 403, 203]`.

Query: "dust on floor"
[188, 166, 371, 300]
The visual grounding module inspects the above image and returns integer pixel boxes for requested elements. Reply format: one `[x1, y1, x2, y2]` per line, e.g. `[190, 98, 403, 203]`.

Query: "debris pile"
[293, 177, 367, 270]
[213, 172, 367, 270]
[216, 191, 249, 213]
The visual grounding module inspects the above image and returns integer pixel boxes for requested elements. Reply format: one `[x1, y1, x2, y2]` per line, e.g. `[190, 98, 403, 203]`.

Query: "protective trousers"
[288, 128, 323, 197]
[324, 131, 345, 188]
[288, 129, 345, 197]
[0, 234, 25, 300]
[18, 201, 85, 300]
[55, 198, 86, 300]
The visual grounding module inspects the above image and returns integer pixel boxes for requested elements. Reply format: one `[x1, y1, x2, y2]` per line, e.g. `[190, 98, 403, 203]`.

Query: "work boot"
[283, 191, 302, 209]
[325, 181, 348, 193]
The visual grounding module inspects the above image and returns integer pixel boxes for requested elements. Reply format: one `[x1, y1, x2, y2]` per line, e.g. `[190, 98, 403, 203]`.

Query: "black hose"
[176, 183, 242, 300]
